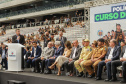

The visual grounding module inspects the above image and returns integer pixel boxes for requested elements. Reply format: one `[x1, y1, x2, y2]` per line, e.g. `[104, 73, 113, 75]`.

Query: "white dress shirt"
[123, 49, 126, 58]
[72, 48, 77, 59]
[108, 48, 114, 59]
[34, 48, 36, 57]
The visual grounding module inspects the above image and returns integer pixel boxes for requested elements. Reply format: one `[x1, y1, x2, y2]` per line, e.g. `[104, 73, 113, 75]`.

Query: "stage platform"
[0, 69, 122, 84]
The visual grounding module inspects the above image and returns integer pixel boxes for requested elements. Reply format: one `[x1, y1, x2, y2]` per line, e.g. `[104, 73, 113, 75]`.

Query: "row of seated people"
[24, 38, 126, 83]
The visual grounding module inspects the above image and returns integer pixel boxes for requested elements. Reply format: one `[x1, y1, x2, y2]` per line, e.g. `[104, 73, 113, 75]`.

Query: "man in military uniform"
[84, 38, 107, 78]
[74, 39, 92, 77]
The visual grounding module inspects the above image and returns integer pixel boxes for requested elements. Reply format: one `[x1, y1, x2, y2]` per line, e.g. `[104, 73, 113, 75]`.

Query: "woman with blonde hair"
[49, 41, 72, 76]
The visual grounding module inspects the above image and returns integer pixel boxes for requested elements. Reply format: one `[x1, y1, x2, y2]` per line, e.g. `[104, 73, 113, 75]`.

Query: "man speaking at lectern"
[12, 29, 25, 45]
[12, 29, 25, 69]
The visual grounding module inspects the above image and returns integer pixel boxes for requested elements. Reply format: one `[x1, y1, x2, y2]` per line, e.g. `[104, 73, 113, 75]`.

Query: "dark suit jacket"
[56, 36, 67, 48]
[44, 36, 51, 47]
[53, 46, 64, 58]
[25, 51, 31, 60]
[30, 46, 42, 58]
[70, 45, 82, 60]
[120, 45, 126, 58]
[0, 49, 7, 59]
[105, 46, 121, 61]
[12, 34, 25, 45]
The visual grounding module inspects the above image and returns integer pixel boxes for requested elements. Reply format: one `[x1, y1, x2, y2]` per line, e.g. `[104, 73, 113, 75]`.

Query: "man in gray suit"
[56, 31, 67, 50]
[111, 45, 126, 83]
[64, 40, 82, 76]
[35, 42, 54, 73]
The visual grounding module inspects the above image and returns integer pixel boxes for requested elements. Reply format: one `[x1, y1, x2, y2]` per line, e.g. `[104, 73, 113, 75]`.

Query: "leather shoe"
[44, 71, 52, 74]
[40, 71, 44, 74]
[96, 77, 102, 80]
[82, 74, 85, 78]
[77, 72, 83, 77]
[109, 78, 117, 82]
[88, 73, 95, 78]
[120, 80, 126, 83]
[104, 79, 111, 82]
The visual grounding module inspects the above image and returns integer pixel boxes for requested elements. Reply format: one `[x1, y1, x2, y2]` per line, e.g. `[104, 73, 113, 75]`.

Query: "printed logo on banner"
[8, 49, 16, 60]
[97, 30, 103, 36]
[95, 4, 126, 22]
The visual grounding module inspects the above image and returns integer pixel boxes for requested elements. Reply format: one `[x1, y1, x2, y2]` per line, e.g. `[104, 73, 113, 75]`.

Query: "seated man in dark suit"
[96, 39, 121, 81]
[35, 42, 54, 73]
[0, 44, 8, 70]
[111, 45, 126, 83]
[24, 46, 31, 68]
[64, 40, 82, 76]
[45, 41, 64, 74]
[12, 29, 25, 45]
[27, 41, 42, 71]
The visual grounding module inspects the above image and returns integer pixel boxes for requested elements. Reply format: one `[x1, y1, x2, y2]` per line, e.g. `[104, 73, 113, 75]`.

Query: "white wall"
[90, 2, 126, 43]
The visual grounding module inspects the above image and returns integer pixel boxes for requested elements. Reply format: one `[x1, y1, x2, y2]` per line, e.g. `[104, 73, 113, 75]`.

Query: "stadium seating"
[0, 0, 92, 18]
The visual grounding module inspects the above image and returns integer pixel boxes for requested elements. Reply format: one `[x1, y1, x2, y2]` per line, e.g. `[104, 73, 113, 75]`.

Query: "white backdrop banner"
[90, 2, 126, 43]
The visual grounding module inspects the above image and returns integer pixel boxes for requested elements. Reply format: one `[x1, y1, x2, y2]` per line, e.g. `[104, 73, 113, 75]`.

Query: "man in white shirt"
[96, 39, 121, 81]
[111, 45, 126, 83]
[64, 40, 82, 76]
[27, 41, 42, 71]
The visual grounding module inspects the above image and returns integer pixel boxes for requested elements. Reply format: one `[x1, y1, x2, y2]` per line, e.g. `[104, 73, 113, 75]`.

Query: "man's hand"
[31, 57, 34, 60]
[17, 36, 20, 40]
[28, 57, 31, 59]
[49, 57, 55, 59]
[91, 58, 94, 62]
[120, 58, 126, 62]
[47, 38, 50, 40]
[92, 58, 98, 62]
[105, 59, 111, 63]
[41, 57, 44, 60]
[69, 58, 73, 62]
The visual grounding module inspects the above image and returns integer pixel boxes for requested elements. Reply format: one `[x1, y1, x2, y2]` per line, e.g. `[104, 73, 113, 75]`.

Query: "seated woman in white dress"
[49, 41, 72, 76]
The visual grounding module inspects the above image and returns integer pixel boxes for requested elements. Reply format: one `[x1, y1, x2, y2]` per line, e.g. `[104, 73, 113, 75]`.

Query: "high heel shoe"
[48, 65, 54, 70]
[57, 71, 61, 76]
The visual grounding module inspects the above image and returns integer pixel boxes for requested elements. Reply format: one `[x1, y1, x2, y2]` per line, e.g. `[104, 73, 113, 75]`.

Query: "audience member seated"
[24, 46, 31, 68]
[26, 41, 42, 71]
[111, 45, 126, 83]
[84, 38, 107, 78]
[49, 41, 72, 76]
[91, 40, 98, 51]
[121, 40, 125, 50]
[34, 42, 54, 73]
[64, 40, 82, 76]
[74, 39, 92, 77]
[45, 41, 64, 74]
[96, 39, 121, 81]
[0, 44, 8, 70]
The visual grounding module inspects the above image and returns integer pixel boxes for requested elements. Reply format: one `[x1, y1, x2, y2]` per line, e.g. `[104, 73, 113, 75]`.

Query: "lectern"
[5, 43, 25, 71]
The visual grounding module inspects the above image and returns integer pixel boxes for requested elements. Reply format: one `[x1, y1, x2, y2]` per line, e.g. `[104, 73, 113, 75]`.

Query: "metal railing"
[4, 16, 85, 29]
[71, 16, 84, 22]
[5, 18, 69, 29]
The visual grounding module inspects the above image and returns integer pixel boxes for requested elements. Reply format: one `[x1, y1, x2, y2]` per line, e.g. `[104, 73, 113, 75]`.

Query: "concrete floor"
[0, 68, 123, 84]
